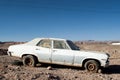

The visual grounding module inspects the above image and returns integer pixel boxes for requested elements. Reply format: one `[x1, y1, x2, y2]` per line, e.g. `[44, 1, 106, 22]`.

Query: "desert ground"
[0, 41, 120, 80]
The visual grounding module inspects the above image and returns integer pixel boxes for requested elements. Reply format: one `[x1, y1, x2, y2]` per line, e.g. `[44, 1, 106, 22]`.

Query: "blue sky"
[0, 0, 120, 41]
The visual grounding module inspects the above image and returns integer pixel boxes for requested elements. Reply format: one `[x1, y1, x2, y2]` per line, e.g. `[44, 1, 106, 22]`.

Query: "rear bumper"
[7, 51, 12, 56]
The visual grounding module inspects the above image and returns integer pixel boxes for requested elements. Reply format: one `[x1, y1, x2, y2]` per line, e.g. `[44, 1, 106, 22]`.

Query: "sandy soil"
[0, 41, 120, 80]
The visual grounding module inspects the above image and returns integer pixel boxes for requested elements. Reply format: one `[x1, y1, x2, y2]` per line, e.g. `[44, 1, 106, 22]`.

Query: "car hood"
[74, 50, 109, 59]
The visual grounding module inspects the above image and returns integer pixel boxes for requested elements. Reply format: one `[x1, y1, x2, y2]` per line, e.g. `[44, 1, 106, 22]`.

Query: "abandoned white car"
[7, 38, 110, 72]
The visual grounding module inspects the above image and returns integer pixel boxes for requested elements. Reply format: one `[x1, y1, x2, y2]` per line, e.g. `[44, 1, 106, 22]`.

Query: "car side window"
[53, 40, 69, 49]
[37, 39, 51, 48]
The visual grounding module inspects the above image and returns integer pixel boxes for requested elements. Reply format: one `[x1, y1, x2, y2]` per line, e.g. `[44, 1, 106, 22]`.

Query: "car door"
[52, 40, 74, 65]
[36, 39, 52, 63]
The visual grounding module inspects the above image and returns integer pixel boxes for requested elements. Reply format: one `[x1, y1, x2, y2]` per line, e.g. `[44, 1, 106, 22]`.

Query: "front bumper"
[103, 53, 110, 68]
[102, 59, 109, 68]
[104, 60, 109, 67]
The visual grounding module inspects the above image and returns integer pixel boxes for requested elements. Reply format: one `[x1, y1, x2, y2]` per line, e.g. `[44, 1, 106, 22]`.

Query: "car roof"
[25, 38, 67, 45]
[34, 38, 67, 41]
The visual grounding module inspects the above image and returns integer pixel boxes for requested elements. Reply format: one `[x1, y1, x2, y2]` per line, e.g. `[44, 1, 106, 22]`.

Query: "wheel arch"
[82, 58, 101, 68]
[22, 54, 39, 63]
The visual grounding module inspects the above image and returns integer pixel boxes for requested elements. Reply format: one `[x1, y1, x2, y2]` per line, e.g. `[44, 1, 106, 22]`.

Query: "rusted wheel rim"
[87, 63, 96, 71]
[25, 58, 33, 66]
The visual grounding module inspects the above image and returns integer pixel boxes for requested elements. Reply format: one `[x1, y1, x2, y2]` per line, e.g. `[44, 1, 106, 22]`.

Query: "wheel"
[84, 60, 99, 73]
[23, 55, 36, 67]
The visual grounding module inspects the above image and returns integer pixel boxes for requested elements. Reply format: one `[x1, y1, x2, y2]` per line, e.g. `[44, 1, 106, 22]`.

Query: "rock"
[47, 73, 60, 80]
[75, 76, 78, 79]
[47, 66, 52, 70]
[32, 73, 40, 79]
[98, 69, 102, 73]
[0, 75, 5, 80]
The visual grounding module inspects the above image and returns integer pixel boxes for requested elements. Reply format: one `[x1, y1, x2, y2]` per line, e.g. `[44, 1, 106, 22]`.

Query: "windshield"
[67, 40, 80, 50]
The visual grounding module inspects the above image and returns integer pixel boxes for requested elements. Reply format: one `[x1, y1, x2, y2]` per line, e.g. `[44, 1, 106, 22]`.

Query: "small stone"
[75, 76, 78, 78]
[98, 69, 102, 73]
[16, 66, 21, 71]
[47, 66, 52, 70]
[2, 71, 7, 74]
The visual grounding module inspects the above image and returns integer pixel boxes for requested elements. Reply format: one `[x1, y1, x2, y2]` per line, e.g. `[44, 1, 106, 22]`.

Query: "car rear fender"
[21, 53, 39, 63]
